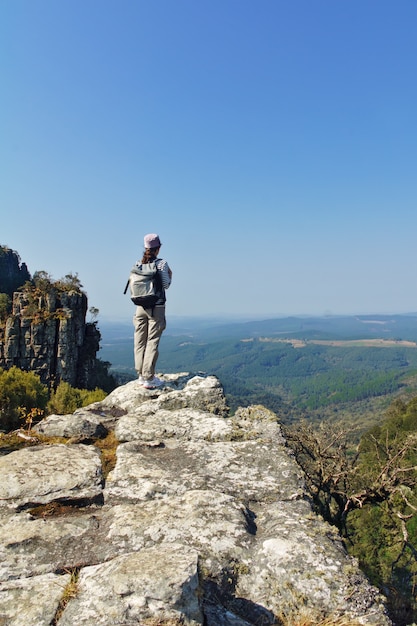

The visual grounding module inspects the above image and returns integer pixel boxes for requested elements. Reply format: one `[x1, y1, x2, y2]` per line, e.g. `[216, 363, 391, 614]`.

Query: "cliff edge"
[0, 374, 391, 625]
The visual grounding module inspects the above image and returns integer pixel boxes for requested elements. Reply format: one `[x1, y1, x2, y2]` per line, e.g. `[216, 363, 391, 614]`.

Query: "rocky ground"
[0, 373, 391, 625]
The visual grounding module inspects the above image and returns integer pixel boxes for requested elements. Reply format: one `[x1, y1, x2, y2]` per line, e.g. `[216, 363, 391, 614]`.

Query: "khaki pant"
[133, 305, 166, 379]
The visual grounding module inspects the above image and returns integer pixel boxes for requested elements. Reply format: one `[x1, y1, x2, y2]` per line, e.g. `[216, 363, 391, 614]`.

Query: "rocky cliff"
[0, 374, 392, 625]
[0, 278, 102, 390]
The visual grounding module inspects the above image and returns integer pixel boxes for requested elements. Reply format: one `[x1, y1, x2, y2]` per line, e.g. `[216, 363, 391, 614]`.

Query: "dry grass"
[141, 617, 184, 626]
[0, 430, 70, 453]
[277, 613, 368, 626]
[28, 501, 93, 518]
[93, 429, 119, 478]
[51, 568, 80, 625]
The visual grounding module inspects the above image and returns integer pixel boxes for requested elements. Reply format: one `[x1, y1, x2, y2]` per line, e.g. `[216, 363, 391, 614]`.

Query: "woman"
[133, 233, 172, 389]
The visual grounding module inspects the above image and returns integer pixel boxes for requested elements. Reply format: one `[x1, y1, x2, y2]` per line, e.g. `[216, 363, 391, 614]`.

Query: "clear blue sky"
[2, 1, 416, 321]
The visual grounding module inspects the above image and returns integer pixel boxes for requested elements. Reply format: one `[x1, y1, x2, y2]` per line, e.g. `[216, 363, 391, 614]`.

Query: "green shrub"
[79, 387, 107, 405]
[0, 293, 11, 320]
[0, 367, 48, 432]
[47, 381, 107, 415]
[47, 382, 82, 415]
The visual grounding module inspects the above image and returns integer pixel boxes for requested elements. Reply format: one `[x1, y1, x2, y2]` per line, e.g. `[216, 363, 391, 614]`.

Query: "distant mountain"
[100, 313, 417, 348]
[181, 314, 417, 341]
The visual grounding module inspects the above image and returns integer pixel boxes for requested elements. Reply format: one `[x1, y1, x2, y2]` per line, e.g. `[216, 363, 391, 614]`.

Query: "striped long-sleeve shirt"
[155, 257, 172, 304]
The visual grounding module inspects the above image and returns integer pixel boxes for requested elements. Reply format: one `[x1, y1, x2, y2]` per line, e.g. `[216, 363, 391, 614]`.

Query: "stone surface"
[0, 505, 113, 581]
[102, 373, 229, 416]
[0, 374, 392, 625]
[0, 444, 103, 509]
[58, 547, 202, 626]
[236, 500, 388, 625]
[0, 572, 71, 626]
[33, 411, 108, 439]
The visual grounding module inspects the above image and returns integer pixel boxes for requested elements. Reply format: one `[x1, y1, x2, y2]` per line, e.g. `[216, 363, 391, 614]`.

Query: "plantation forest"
[101, 314, 417, 430]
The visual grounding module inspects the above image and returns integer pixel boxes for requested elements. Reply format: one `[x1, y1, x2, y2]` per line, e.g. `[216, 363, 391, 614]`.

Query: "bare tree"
[284, 421, 417, 536]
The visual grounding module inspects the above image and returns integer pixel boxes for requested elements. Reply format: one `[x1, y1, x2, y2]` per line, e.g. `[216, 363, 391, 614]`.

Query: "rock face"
[0, 246, 30, 298]
[0, 374, 392, 625]
[0, 247, 106, 389]
[0, 289, 101, 388]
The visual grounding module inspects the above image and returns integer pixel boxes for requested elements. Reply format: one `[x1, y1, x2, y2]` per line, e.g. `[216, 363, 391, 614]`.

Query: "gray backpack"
[124, 261, 161, 309]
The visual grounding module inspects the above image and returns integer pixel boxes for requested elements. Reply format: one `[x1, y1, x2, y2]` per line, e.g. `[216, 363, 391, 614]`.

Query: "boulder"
[33, 411, 108, 439]
[58, 547, 202, 626]
[0, 444, 103, 509]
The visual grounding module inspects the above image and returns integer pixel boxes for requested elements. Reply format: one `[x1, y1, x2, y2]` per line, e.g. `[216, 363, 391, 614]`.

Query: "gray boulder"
[0, 444, 103, 509]
[33, 410, 108, 439]
[58, 547, 202, 626]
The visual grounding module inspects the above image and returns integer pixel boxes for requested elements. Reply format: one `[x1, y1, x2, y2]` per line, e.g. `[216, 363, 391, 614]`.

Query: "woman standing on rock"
[133, 233, 172, 389]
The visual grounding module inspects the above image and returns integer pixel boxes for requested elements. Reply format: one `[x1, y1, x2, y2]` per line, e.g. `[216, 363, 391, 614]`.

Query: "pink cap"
[144, 233, 161, 249]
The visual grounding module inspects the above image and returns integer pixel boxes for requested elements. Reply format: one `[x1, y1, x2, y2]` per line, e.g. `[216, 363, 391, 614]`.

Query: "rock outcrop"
[0, 285, 102, 389]
[0, 374, 392, 625]
[0, 246, 30, 299]
[0, 247, 107, 389]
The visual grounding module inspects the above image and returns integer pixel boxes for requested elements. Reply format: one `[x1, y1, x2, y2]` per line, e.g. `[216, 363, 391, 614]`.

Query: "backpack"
[124, 261, 161, 309]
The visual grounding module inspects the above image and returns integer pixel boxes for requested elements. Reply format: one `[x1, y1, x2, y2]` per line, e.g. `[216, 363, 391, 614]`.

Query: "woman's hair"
[141, 246, 160, 263]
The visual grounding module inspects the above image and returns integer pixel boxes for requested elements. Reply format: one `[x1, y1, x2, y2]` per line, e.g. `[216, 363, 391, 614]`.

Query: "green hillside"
[99, 314, 417, 430]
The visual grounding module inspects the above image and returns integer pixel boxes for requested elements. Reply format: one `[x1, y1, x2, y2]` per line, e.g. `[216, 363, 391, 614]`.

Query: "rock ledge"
[0, 374, 391, 625]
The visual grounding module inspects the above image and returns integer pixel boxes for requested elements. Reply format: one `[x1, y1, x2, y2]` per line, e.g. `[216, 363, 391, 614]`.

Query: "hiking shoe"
[141, 376, 163, 389]
[138, 375, 145, 383]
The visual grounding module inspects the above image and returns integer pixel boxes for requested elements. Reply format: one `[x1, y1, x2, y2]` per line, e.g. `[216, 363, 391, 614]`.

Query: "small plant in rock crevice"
[93, 430, 119, 478]
[51, 567, 80, 625]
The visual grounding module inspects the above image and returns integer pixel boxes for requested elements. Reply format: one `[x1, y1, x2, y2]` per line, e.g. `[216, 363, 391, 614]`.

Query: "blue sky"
[2, 1, 417, 321]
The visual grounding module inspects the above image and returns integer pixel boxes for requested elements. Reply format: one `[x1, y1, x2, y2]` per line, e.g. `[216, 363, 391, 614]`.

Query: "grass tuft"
[93, 430, 119, 478]
[276, 612, 369, 626]
[51, 567, 80, 624]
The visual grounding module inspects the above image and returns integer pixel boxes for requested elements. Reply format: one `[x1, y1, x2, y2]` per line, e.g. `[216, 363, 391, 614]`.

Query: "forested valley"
[158, 334, 417, 426]
[101, 314, 417, 432]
